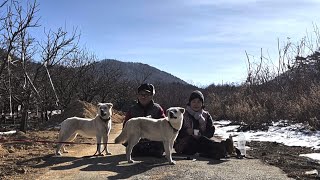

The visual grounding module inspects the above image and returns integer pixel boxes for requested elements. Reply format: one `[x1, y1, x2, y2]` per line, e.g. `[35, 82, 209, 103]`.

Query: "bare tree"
[54, 49, 96, 108]
[30, 26, 80, 121]
[0, 0, 82, 131]
[0, 0, 39, 131]
[0, 0, 39, 76]
[133, 65, 153, 85]
[95, 60, 126, 103]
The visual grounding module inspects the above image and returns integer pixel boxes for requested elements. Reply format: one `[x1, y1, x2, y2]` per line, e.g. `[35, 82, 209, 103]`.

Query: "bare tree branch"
[0, 0, 39, 76]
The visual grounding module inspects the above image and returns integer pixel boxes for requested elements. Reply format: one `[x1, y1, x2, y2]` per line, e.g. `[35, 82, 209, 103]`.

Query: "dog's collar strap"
[167, 120, 179, 133]
[100, 116, 111, 122]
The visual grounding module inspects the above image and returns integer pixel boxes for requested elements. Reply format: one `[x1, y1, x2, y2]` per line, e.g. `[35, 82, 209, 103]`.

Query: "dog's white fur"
[115, 107, 185, 165]
[55, 103, 113, 156]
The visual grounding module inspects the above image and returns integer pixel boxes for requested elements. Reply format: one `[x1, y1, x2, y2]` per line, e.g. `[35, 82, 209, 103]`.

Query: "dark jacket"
[123, 100, 165, 127]
[174, 110, 215, 153]
[122, 100, 166, 157]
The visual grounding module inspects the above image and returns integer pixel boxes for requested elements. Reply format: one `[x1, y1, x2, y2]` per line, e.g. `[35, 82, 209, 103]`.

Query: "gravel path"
[35, 124, 293, 180]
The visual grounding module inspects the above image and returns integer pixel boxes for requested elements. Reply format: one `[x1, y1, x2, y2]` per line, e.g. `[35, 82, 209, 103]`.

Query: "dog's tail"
[114, 126, 127, 144]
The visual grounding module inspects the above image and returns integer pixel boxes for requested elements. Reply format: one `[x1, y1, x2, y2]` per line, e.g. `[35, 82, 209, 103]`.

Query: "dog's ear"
[97, 103, 102, 107]
[179, 107, 185, 114]
[107, 103, 113, 108]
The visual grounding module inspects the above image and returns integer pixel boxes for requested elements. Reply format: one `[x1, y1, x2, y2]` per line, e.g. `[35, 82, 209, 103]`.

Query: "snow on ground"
[214, 120, 320, 162]
[0, 130, 16, 135]
[300, 153, 320, 161]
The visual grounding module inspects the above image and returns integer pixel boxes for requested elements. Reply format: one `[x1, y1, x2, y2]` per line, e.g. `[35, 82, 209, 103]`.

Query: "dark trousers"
[175, 136, 226, 160]
[128, 140, 164, 158]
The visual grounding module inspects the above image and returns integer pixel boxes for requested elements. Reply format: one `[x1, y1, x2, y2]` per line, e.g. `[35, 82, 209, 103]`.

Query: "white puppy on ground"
[115, 107, 185, 165]
[55, 103, 113, 156]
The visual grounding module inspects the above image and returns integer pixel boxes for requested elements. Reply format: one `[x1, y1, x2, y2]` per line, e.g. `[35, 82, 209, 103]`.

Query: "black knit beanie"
[188, 90, 204, 104]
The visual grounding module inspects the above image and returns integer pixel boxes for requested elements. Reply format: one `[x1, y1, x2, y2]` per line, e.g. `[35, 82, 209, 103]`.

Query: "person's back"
[123, 83, 165, 157]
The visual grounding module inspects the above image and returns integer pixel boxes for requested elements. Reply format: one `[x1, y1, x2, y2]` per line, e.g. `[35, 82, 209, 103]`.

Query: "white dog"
[115, 107, 185, 165]
[55, 103, 113, 156]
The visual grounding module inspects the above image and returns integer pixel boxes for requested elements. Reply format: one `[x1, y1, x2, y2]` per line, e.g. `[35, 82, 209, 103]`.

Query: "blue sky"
[33, 0, 320, 86]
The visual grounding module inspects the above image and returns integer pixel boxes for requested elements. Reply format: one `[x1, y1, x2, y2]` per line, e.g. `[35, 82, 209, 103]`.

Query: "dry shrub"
[44, 100, 124, 128]
[226, 98, 268, 125]
[49, 100, 97, 123]
[307, 83, 320, 117]
[290, 83, 320, 129]
[207, 87, 267, 124]
[0, 145, 8, 156]
[112, 109, 125, 123]
[206, 93, 224, 120]
[282, 101, 301, 121]
[212, 82, 320, 127]
[225, 100, 251, 122]
[276, 83, 320, 125]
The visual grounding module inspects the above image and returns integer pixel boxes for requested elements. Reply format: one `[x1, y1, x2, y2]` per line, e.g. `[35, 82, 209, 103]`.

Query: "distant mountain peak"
[96, 59, 188, 85]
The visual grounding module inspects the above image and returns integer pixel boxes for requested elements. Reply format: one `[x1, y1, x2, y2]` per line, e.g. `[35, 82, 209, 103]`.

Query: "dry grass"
[42, 100, 124, 129]
[206, 81, 320, 130]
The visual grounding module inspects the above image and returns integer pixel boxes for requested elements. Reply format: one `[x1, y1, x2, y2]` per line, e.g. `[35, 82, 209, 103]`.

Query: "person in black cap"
[174, 90, 226, 159]
[122, 83, 165, 158]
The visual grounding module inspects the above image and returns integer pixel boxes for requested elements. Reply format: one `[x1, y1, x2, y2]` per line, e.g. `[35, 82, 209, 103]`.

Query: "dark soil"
[248, 141, 320, 180]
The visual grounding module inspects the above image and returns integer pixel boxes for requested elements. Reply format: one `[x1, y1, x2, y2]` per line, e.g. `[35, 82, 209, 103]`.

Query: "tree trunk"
[20, 101, 29, 132]
[19, 91, 31, 132]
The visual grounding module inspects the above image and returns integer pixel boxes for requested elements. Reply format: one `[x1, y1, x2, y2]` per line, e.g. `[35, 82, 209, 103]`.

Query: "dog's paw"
[105, 152, 112, 155]
[93, 153, 104, 156]
[169, 160, 176, 165]
[55, 152, 62, 156]
[128, 160, 134, 163]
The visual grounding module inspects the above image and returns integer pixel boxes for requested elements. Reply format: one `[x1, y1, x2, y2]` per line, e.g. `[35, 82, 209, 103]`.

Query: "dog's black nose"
[169, 111, 175, 118]
[101, 110, 107, 116]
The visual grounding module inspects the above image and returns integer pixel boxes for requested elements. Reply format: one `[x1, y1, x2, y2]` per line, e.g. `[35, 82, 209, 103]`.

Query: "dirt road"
[32, 123, 292, 180]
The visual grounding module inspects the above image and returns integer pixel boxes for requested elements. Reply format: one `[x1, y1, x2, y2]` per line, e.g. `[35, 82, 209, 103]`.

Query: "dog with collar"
[55, 103, 113, 156]
[115, 107, 185, 165]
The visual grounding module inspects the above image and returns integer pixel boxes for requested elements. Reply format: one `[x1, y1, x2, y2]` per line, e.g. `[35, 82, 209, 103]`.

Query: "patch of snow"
[0, 130, 16, 135]
[214, 120, 320, 162]
[300, 153, 320, 162]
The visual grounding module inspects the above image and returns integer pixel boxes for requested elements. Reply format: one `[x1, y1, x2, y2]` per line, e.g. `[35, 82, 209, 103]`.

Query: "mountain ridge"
[95, 59, 189, 85]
